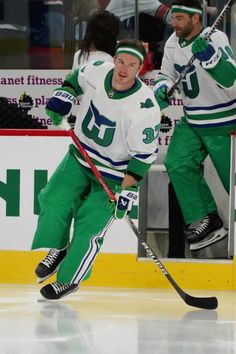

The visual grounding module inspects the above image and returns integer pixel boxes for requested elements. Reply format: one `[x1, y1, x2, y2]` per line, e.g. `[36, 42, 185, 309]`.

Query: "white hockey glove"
[109, 186, 138, 220]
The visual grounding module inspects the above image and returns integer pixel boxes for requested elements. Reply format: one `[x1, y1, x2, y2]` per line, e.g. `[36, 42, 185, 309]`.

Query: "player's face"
[171, 13, 195, 39]
[112, 53, 142, 90]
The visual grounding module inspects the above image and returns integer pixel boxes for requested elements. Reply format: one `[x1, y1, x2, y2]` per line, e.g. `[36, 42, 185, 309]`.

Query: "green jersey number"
[143, 124, 160, 143]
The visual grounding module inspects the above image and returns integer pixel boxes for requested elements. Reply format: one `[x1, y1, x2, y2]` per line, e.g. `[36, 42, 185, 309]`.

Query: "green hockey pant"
[164, 117, 230, 225]
[32, 148, 115, 284]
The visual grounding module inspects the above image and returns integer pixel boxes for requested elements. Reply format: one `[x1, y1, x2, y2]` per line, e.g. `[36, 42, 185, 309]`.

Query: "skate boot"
[40, 281, 79, 300]
[35, 248, 67, 283]
[188, 212, 228, 251]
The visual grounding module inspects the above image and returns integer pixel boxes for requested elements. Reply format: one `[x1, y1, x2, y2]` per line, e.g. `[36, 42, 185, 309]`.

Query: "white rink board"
[0, 133, 137, 253]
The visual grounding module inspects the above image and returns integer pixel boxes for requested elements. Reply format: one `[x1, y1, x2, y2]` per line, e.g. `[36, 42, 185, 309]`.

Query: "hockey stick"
[61, 120, 218, 310]
[167, 0, 232, 97]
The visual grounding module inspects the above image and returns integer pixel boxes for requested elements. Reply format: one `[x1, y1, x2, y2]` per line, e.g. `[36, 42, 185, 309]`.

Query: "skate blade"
[37, 267, 59, 284]
[37, 274, 54, 284]
[190, 228, 228, 251]
[37, 295, 60, 302]
[37, 296, 51, 302]
[37, 277, 48, 284]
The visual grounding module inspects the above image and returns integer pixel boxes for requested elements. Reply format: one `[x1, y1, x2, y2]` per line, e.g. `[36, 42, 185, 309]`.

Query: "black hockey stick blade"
[163, 267, 218, 310]
[145, 243, 218, 310]
[183, 293, 218, 310]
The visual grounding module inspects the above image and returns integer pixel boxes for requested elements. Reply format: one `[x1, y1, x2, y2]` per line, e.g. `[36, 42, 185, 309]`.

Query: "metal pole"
[134, 0, 139, 39]
[202, 0, 208, 27]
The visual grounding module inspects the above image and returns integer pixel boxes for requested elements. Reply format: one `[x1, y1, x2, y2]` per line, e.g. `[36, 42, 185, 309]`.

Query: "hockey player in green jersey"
[154, 0, 236, 252]
[32, 39, 161, 300]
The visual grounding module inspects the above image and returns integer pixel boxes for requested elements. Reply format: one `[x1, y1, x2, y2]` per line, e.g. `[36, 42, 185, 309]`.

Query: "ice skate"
[39, 281, 79, 300]
[35, 248, 67, 283]
[190, 227, 228, 251]
[187, 212, 223, 244]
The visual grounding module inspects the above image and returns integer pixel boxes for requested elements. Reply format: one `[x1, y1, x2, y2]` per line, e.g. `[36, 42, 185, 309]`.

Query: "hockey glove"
[154, 83, 171, 111]
[45, 108, 63, 125]
[46, 87, 77, 126]
[192, 36, 221, 69]
[109, 186, 138, 220]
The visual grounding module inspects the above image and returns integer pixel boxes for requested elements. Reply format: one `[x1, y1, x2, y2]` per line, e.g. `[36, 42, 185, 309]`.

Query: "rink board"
[0, 131, 236, 290]
[0, 250, 234, 290]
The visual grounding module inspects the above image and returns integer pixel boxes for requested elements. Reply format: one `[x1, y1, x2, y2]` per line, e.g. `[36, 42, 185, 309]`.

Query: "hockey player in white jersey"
[33, 10, 121, 291]
[32, 39, 161, 300]
[154, 0, 236, 252]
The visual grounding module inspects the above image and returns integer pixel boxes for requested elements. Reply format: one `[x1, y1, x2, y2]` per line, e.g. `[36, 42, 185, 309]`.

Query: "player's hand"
[154, 83, 170, 111]
[109, 185, 138, 219]
[192, 36, 217, 62]
[46, 87, 77, 125]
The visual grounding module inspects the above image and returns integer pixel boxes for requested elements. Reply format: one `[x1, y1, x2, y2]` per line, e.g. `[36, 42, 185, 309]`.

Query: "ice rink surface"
[0, 284, 236, 354]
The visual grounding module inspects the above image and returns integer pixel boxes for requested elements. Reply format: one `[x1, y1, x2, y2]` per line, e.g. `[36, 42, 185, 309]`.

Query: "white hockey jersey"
[73, 61, 160, 183]
[157, 27, 236, 133]
[71, 50, 113, 71]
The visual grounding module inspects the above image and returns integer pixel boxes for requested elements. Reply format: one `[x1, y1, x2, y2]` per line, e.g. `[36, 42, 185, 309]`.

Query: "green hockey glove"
[45, 108, 63, 125]
[192, 36, 221, 68]
[153, 80, 173, 110]
[154, 85, 170, 110]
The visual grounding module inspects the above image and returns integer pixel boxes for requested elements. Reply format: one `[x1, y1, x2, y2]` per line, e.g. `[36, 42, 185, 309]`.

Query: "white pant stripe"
[71, 217, 114, 283]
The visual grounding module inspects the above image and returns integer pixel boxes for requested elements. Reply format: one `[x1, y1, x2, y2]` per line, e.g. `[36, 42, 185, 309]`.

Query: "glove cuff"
[202, 48, 222, 69]
[154, 79, 172, 93]
[53, 87, 77, 105]
[154, 79, 179, 100]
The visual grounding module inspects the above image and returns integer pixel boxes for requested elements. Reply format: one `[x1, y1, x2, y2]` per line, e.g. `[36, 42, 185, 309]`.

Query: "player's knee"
[164, 156, 189, 176]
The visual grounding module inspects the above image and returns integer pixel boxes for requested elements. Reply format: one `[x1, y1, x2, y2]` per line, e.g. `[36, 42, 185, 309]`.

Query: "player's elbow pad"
[46, 87, 77, 116]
